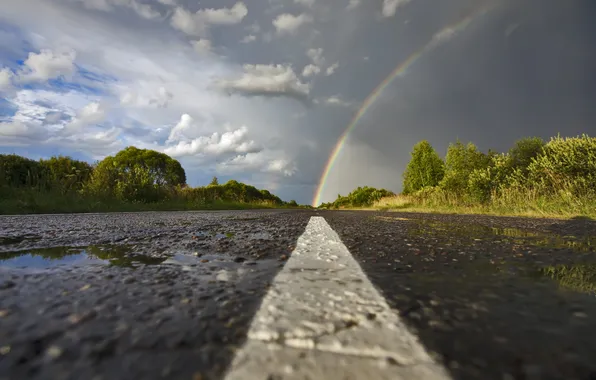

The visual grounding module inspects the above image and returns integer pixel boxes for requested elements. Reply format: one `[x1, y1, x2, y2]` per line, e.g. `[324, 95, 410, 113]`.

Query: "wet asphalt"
[1, 210, 596, 380]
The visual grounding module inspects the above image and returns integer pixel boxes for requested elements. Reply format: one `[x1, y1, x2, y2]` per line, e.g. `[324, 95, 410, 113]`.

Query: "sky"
[1, 0, 595, 206]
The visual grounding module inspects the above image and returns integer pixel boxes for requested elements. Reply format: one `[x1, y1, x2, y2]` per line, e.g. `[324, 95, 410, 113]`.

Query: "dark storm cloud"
[321, 0, 596, 202]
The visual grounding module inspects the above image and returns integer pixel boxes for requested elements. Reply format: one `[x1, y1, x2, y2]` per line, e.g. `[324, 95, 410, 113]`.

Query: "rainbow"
[312, 5, 495, 207]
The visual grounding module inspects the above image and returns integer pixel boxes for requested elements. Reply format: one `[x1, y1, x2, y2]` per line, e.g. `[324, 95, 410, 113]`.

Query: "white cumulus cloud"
[171, 2, 248, 37]
[164, 125, 261, 157]
[0, 68, 14, 92]
[213, 64, 310, 103]
[302, 64, 320, 77]
[325, 62, 339, 76]
[191, 39, 212, 54]
[273, 13, 313, 35]
[306, 48, 325, 66]
[19, 49, 77, 83]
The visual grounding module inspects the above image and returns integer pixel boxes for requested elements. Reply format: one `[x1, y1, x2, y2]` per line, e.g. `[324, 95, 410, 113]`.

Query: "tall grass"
[0, 186, 288, 215]
[374, 185, 596, 219]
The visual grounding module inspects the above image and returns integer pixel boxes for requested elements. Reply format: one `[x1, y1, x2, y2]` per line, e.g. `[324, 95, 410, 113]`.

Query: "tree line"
[0, 146, 299, 214]
[319, 134, 596, 213]
[401, 134, 595, 204]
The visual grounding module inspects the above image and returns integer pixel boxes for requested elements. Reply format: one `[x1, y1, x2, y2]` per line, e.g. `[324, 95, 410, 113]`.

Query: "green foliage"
[402, 140, 445, 194]
[0, 154, 44, 188]
[508, 137, 545, 175]
[320, 186, 394, 209]
[527, 135, 596, 195]
[440, 140, 490, 193]
[85, 146, 186, 202]
[40, 156, 93, 194]
[379, 134, 596, 218]
[0, 147, 289, 214]
[288, 200, 298, 207]
[209, 176, 219, 186]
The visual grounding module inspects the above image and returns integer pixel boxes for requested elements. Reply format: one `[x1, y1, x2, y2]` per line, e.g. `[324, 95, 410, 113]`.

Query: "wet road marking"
[224, 216, 451, 380]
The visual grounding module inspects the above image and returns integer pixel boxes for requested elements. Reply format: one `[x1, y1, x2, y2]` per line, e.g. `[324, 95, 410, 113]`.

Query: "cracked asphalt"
[1, 210, 596, 380]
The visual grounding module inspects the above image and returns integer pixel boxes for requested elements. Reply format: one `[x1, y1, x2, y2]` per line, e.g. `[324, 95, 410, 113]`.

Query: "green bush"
[528, 135, 596, 195]
[402, 140, 445, 194]
[440, 141, 490, 194]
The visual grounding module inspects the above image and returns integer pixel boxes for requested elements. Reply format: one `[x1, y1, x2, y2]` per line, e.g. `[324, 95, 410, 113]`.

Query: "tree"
[209, 176, 219, 186]
[85, 147, 186, 202]
[508, 137, 545, 175]
[39, 156, 93, 194]
[440, 140, 490, 193]
[288, 200, 298, 207]
[402, 140, 445, 194]
[0, 154, 44, 188]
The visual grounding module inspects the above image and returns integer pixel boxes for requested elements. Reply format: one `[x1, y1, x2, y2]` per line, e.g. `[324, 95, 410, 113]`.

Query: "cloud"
[61, 101, 106, 134]
[325, 62, 339, 76]
[167, 113, 200, 143]
[156, 0, 176, 5]
[119, 86, 174, 108]
[322, 95, 352, 107]
[213, 64, 311, 103]
[191, 39, 212, 54]
[74, 0, 161, 19]
[219, 151, 296, 177]
[273, 13, 313, 35]
[294, 0, 315, 8]
[171, 2, 248, 37]
[302, 64, 320, 77]
[432, 28, 457, 44]
[382, 0, 410, 18]
[306, 48, 325, 66]
[0, 120, 48, 142]
[246, 22, 261, 34]
[129, 1, 161, 20]
[346, 0, 360, 10]
[0, 68, 14, 92]
[240, 34, 257, 43]
[19, 49, 77, 83]
[164, 125, 261, 157]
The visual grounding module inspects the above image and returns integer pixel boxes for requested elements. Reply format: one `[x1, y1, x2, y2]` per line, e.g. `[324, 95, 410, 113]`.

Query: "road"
[0, 210, 595, 380]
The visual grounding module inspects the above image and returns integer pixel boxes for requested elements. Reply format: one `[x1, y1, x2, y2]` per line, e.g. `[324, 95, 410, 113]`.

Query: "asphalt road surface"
[1, 210, 596, 380]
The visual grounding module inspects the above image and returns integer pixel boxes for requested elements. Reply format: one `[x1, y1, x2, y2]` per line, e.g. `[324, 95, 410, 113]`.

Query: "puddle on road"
[0, 245, 264, 275]
[0, 235, 41, 246]
[537, 264, 596, 295]
[0, 245, 167, 270]
[375, 216, 596, 253]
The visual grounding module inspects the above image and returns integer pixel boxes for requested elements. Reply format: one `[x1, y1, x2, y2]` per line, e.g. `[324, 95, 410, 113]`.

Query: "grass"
[371, 188, 596, 220]
[0, 188, 294, 215]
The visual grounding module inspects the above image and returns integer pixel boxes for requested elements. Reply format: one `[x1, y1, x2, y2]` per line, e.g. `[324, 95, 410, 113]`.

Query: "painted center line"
[224, 216, 452, 380]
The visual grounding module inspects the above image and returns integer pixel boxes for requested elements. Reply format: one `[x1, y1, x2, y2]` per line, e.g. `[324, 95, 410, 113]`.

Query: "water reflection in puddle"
[0, 245, 166, 270]
[376, 216, 596, 253]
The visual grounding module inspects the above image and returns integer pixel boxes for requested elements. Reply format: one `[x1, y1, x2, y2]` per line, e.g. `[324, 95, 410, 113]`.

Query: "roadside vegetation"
[0, 146, 307, 215]
[322, 134, 596, 219]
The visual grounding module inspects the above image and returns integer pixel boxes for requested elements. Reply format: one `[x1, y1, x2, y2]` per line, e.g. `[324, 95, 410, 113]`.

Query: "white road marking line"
[224, 216, 452, 380]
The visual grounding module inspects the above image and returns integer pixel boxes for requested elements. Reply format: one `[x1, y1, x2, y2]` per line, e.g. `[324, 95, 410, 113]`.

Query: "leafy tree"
[209, 176, 219, 186]
[440, 141, 490, 193]
[508, 137, 545, 175]
[402, 140, 445, 194]
[0, 154, 43, 188]
[39, 156, 93, 194]
[288, 200, 298, 207]
[330, 186, 394, 208]
[85, 147, 186, 202]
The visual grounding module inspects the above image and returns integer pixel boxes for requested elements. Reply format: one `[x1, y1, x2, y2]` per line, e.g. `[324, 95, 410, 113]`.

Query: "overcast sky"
[1, 0, 595, 205]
